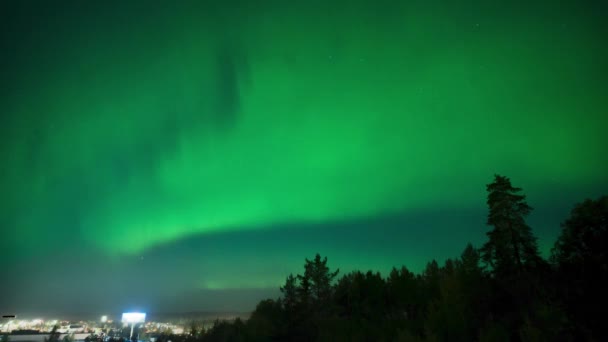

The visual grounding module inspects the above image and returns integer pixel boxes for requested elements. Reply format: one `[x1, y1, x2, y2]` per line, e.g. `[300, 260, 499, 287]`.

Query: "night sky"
[1, 0, 607, 315]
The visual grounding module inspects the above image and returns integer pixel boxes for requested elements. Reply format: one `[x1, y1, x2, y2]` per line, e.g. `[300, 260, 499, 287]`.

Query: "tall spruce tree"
[303, 254, 339, 306]
[481, 175, 541, 277]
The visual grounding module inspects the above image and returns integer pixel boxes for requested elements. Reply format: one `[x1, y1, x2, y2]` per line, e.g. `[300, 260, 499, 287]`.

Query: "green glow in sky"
[1, 1, 607, 310]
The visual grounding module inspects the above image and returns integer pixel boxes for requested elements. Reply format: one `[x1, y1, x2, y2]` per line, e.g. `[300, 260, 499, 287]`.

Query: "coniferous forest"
[154, 175, 607, 341]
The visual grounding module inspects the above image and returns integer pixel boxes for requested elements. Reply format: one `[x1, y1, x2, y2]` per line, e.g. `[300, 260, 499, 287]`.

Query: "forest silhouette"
[121, 175, 608, 341]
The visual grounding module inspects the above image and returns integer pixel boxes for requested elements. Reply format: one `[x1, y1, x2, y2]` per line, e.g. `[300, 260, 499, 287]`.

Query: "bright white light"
[101, 316, 107, 323]
[121, 313, 146, 324]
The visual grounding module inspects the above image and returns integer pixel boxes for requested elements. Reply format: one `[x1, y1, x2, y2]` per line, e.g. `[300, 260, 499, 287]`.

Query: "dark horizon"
[1, 311, 251, 323]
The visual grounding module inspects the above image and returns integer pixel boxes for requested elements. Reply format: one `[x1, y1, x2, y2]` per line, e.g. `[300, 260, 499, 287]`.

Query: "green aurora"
[1, 0, 607, 312]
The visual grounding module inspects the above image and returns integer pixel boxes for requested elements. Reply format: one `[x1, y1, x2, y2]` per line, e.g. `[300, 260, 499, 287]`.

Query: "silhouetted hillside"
[168, 176, 607, 341]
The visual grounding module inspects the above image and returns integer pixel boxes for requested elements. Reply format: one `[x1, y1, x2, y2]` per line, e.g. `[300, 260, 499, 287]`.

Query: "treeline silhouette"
[159, 175, 607, 341]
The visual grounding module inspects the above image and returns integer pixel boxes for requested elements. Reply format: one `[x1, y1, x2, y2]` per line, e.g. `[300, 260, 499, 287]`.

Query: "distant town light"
[121, 312, 146, 324]
[122, 312, 146, 340]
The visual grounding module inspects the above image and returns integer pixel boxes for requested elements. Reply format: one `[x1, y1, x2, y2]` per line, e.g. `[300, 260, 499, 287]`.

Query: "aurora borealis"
[1, 0, 607, 314]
